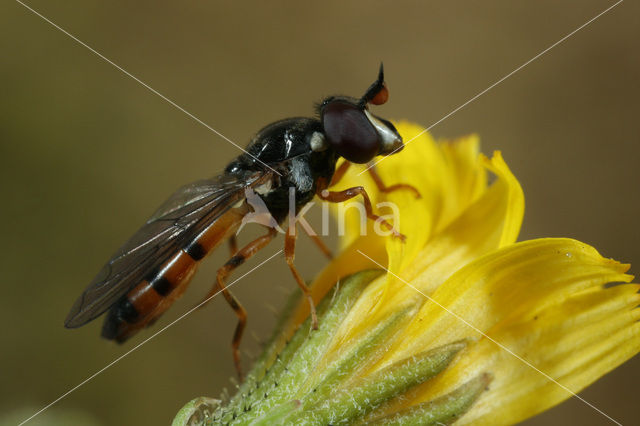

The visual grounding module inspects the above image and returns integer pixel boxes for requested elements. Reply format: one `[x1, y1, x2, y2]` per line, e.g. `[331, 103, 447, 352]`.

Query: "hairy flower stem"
[173, 270, 491, 425]
[282, 342, 467, 425]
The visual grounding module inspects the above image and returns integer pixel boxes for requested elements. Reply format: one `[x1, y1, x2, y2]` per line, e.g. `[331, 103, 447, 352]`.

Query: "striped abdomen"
[102, 206, 247, 342]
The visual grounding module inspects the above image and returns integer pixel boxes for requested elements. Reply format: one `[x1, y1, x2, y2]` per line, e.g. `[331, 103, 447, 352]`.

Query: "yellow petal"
[481, 152, 524, 248]
[328, 124, 489, 274]
[438, 133, 487, 230]
[381, 125, 489, 275]
[375, 151, 524, 319]
[370, 238, 636, 425]
[321, 149, 524, 345]
[387, 238, 631, 363]
[379, 122, 447, 272]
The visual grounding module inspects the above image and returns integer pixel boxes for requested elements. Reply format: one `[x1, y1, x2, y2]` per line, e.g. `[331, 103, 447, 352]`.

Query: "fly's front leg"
[330, 161, 420, 200]
[367, 164, 421, 199]
[285, 224, 318, 330]
[329, 160, 351, 186]
[317, 182, 405, 241]
[207, 228, 277, 379]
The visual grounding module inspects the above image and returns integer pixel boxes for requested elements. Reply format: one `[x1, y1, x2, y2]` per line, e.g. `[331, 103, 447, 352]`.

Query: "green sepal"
[366, 373, 492, 425]
[282, 341, 466, 425]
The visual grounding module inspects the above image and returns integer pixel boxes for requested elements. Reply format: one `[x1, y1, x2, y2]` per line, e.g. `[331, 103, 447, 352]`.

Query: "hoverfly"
[65, 64, 418, 376]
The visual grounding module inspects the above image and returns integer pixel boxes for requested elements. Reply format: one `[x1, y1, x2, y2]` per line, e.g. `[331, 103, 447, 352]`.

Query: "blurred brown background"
[1, 1, 638, 425]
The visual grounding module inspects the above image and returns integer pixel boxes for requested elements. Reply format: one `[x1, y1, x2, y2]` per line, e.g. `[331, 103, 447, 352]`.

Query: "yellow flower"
[174, 122, 639, 425]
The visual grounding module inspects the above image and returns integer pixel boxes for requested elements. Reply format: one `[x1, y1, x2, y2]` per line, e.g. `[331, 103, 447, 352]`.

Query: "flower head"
[174, 122, 639, 425]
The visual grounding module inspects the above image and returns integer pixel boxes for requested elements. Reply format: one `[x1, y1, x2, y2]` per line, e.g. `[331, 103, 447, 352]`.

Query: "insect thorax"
[225, 117, 339, 224]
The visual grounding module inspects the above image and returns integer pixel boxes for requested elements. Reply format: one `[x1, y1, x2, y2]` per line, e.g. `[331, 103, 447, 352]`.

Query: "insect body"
[65, 65, 415, 376]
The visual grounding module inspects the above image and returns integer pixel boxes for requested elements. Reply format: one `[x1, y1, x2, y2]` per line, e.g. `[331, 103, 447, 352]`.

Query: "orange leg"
[285, 224, 318, 330]
[317, 181, 405, 241]
[329, 160, 351, 186]
[205, 228, 277, 379]
[367, 164, 421, 199]
[330, 161, 421, 199]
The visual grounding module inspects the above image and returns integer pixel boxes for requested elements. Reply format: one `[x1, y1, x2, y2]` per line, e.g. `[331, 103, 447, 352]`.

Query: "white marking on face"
[364, 109, 402, 153]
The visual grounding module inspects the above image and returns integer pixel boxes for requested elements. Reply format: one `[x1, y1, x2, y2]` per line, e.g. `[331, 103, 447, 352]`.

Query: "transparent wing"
[65, 171, 268, 328]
